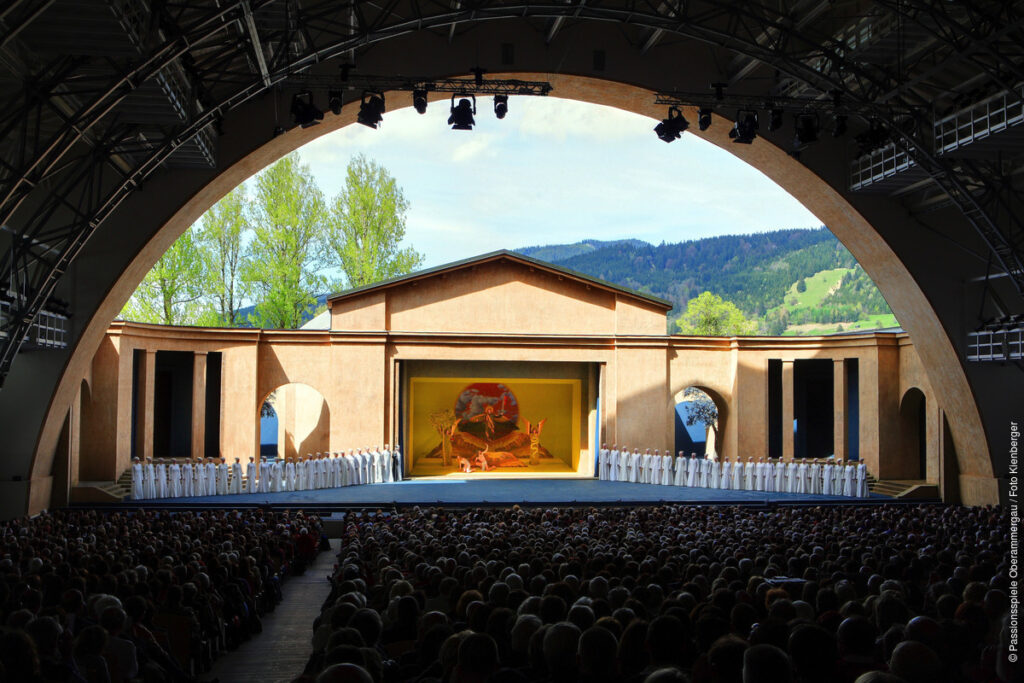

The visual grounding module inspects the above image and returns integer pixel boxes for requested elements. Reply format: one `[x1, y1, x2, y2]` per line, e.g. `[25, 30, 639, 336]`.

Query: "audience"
[0, 508, 324, 682]
[296, 503, 1012, 683]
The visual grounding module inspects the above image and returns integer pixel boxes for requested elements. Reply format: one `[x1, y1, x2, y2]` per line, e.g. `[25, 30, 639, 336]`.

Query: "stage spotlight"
[493, 95, 509, 119]
[357, 91, 386, 129]
[768, 108, 784, 131]
[448, 93, 476, 130]
[698, 107, 713, 131]
[328, 90, 343, 116]
[654, 106, 689, 143]
[729, 110, 758, 144]
[794, 113, 820, 148]
[290, 90, 324, 128]
[272, 124, 286, 137]
[832, 114, 848, 137]
[412, 90, 428, 114]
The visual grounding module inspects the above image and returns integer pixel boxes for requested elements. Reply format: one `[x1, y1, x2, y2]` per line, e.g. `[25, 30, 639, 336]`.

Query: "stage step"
[109, 467, 256, 501]
[870, 479, 939, 498]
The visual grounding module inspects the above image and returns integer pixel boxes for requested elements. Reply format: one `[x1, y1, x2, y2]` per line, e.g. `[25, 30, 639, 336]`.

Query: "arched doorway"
[673, 386, 727, 458]
[899, 389, 928, 480]
[257, 383, 330, 461]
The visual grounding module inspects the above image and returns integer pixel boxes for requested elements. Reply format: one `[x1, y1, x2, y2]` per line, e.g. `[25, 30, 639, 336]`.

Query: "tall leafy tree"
[197, 184, 248, 326]
[242, 153, 328, 329]
[328, 153, 424, 289]
[676, 291, 753, 335]
[120, 228, 204, 325]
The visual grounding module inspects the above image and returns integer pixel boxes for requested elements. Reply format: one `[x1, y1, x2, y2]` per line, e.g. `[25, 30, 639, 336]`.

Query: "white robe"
[743, 462, 754, 490]
[380, 449, 392, 483]
[755, 462, 766, 491]
[843, 465, 855, 496]
[822, 463, 834, 495]
[273, 461, 285, 492]
[156, 464, 168, 498]
[195, 463, 207, 497]
[345, 456, 358, 485]
[618, 452, 629, 481]
[661, 454, 674, 485]
[608, 450, 620, 482]
[598, 448, 609, 480]
[708, 460, 720, 488]
[673, 456, 687, 486]
[731, 461, 743, 489]
[785, 462, 798, 493]
[856, 463, 868, 497]
[773, 462, 785, 493]
[246, 462, 258, 493]
[205, 462, 217, 496]
[182, 463, 194, 497]
[639, 452, 651, 484]
[132, 463, 145, 499]
[394, 449, 404, 481]
[809, 463, 822, 494]
[686, 458, 698, 487]
[649, 453, 661, 485]
[169, 464, 182, 498]
[627, 451, 640, 482]
[259, 462, 271, 493]
[795, 462, 808, 493]
[216, 464, 228, 495]
[229, 463, 242, 494]
[143, 463, 155, 499]
[832, 463, 843, 494]
[720, 461, 731, 490]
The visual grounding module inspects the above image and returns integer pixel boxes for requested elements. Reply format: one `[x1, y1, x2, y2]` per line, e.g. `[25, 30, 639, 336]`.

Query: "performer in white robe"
[245, 457, 257, 493]
[598, 444, 609, 480]
[618, 448, 630, 481]
[273, 460, 285, 492]
[661, 451, 674, 485]
[685, 454, 698, 487]
[649, 450, 661, 485]
[140, 459, 154, 499]
[169, 461, 182, 498]
[793, 459, 806, 494]
[228, 458, 241, 494]
[624, 449, 638, 483]
[856, 462, 868, 497]
[608, 447, 620, 482]
[784, 460, 796, 493]
[708, 457, 720, 488]
[831, 459, 843, 494]
[719, 459, 731, 490]
[771, 460, 784, 493]
[379, 447, 391, 483]
[182, 460, 194, 497]
[194, 459, 207, 497]
[205, 459, 217, 496]
[698, 456, 710, 488]
[742, 458, 754, 490]
[216, 459, 229, 495]
[377, 447, 390, 483]
[843, 463, 855, 496]
[317, 455, 328, 489]
[673, 451, 687, 486]
[821, 460, 834, 495]
[754, 459, 766, 491]
[155, 460, 168, 498]
[131, 459, 145, 499]
[345, 450, 358, 485]
[809, 460, 822, 494]
[636, 449, 648, 484]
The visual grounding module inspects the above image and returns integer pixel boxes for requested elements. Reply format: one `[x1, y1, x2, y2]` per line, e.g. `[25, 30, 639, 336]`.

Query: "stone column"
[833, 359, 848, 460]
[782, 360, 795, 461]
[140, 350, 156, 461]
[191, 352, 207, 460]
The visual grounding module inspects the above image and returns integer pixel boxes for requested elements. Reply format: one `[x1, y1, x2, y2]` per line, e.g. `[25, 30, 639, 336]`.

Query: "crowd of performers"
[130, 444, 403, 500]
[597, 445, 870, 497]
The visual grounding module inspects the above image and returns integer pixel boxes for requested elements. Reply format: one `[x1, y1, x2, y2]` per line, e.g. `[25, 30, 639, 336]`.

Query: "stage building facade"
[68, 251, 965, 502]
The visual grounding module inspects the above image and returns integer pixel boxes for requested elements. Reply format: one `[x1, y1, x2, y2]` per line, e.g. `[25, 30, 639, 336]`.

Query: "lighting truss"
[293, 74, 554, 98]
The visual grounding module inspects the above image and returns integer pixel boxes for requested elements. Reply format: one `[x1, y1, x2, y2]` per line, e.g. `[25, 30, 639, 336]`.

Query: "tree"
[676, 291, 754, 335]
[327, 154, 424, 289]
[120, 228, 204, 325]
[682, 387, 719, 442]
[796, 277, 807, 293]
[197, 184, 248, 326]
[242, 153, 328, 329]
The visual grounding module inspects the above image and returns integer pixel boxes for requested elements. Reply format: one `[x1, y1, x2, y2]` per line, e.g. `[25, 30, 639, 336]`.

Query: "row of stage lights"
[654, 105, 850, 150]
[289, 89, 510, 132]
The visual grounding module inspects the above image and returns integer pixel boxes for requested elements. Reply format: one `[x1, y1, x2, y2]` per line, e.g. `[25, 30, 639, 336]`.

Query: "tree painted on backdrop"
[120, 228, 204, 325]
[675, 291, 754, 336]
[242, 153, 329, 329]
[196, 184, 248, 326]
[328, 154, 424, 289]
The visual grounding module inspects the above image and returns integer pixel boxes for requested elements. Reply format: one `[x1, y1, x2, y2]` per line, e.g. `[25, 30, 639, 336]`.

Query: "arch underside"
[0, 1, 1018, 513]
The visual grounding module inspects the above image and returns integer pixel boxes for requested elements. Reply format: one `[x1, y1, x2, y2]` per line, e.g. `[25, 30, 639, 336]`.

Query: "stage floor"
[135, 478, 892, 507]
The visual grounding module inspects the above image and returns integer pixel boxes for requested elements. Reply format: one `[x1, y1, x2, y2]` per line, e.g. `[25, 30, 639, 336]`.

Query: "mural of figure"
[523, 418, 547, 466]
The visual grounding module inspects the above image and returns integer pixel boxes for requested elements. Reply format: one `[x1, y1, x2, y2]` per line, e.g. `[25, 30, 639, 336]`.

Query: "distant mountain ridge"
[513, 228, 895, 334]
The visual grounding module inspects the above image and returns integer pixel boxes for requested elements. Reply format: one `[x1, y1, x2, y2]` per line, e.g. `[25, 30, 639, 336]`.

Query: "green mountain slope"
[515, 228, 896, 335]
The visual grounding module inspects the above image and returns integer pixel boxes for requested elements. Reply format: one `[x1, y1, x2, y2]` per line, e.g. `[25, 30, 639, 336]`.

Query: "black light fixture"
[272, 124, 286, 137]
[328, 90, 343, 116]
[654, 106, 689, 143]
[290, 90, 324, 128]
[493, 94, 509, 119]
[729, 110, 758, 144]
[698, 107, 713, 131]
[794, 112, 820, 148]
[413, 89, 428, 115]
[448, 93, 476, 130]
[357, 91, 386, 128]
[832, 114, 848, 137]
[768, 108, 784, 131]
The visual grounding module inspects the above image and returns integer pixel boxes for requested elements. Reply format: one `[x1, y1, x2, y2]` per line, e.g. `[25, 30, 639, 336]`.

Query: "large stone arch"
[670, 383, 731, 460]
[1, 69, 998, 513]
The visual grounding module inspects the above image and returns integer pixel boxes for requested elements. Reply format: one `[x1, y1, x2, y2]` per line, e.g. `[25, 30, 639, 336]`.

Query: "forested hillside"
[514, 228, 897, 335]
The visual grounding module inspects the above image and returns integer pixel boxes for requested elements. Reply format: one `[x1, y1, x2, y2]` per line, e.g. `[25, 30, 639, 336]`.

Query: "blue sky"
[293, 96, 822, 269]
